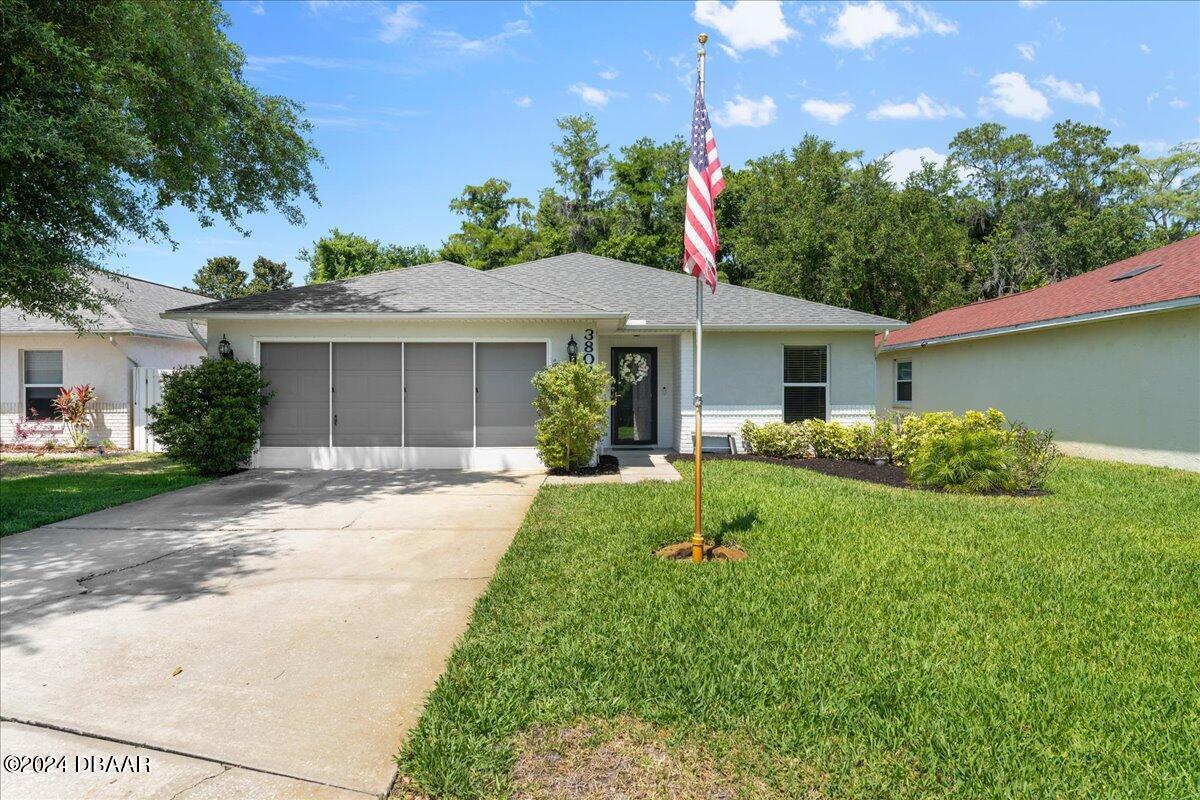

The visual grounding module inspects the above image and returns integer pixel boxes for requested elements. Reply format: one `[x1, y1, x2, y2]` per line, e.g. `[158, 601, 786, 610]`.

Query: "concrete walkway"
[543, 451, 682, 486]
[0, 469, 544, 800]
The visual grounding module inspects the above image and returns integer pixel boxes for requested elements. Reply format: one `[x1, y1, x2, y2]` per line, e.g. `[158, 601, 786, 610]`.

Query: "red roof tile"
[881, 235, 1200, 350]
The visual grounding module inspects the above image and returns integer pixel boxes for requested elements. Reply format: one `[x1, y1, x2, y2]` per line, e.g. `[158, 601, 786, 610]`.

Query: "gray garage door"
[260, 343, 329, 446]
[476, 343, 544, 446]
[333, 343, 403, 446]
[404, 343, 474, 447]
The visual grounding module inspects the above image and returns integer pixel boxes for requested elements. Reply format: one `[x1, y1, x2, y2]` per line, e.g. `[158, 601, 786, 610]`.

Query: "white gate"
[133, 368, 171, 452]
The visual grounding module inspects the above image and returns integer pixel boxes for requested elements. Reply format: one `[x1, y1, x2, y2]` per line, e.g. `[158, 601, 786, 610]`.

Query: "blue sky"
[122, 0, 1200, 289]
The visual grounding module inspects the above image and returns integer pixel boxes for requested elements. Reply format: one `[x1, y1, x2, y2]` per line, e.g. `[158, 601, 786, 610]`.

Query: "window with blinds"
[22, 350, 63, 419]
[783, 346, 827, 423]
[895, 360, 912, 403]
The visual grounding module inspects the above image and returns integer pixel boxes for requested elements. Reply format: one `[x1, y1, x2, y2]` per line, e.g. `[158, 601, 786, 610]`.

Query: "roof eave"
[637, 321, 907, 331]
[880, 295, 1200, 353]
[161, 310, 629, 321]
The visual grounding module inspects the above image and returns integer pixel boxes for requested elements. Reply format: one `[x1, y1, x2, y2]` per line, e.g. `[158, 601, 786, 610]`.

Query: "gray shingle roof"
[1, 271, 211, 339]
[491, 254, 905, 328]
[164, 261, 617, 318]
[163, 254, 904, 329]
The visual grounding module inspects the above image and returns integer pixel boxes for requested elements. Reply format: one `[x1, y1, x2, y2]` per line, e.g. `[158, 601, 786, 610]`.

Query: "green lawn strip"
[400, 457, 1200, 799]
[0, 453, 211, 535]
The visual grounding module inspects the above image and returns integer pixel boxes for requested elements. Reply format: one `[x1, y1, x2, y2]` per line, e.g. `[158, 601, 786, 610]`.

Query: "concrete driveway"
[0, 469, 544, 799]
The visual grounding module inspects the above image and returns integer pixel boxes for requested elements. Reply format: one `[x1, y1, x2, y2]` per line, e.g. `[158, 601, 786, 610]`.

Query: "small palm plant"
[51, 384, 97, 448]
[907, 428, 1017, 493]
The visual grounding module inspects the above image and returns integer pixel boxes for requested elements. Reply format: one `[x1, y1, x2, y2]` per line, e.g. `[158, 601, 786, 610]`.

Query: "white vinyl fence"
[132, 367, 172, 452]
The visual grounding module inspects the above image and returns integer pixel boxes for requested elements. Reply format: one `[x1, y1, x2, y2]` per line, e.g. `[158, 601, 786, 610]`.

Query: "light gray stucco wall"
[679, 329, 879, 452]
[876, 307, 1200, 470]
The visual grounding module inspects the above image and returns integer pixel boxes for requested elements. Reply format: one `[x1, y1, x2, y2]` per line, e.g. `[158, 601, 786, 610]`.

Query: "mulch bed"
[547, 453, 621, 478]
[665, 453, 1045, 496]
[655, 541, 747, 562]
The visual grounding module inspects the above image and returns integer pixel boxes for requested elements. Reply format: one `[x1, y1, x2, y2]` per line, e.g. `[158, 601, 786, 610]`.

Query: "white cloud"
[979, 72, 1051, 120]
[1040, 75, 1101, 108]
[522, 0, 544, 17]
[885, 146, 948, 185]
[823, 1, 956, 50]
[570, 83, 616, 108]
[801, 98, 854, 124]
[307, 0, 331, 10]
[514, 95, 532, 108]
[1139, 43, 1151, 54]
[824, 2, 916, 49]
[598, 68, 619, 80]
[1168, 98, 1188, 109]
[648, 92, 671, 104]
[1017, 0, 1046, 7]
[909, 3, 958, 36]
[868, 93, 964, 120]
[378, 3, 421, 42]
[430, 19, 530, 54]
[248, 1, 266, 15]
[1146, 91, 1160, 111]
[713, 94, 778, 127]
[717, 43, 742, 62]
[693, 1, 796, 54]
[1016, 42, 1037, 61]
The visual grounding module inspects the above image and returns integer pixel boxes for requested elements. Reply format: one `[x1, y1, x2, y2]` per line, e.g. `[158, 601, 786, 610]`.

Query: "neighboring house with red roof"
[876, 236, 1200, 471]
[1, 272, 210, 449]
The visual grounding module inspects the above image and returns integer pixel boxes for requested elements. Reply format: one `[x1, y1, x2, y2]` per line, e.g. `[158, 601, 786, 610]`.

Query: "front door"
[611, 347, 657, 446]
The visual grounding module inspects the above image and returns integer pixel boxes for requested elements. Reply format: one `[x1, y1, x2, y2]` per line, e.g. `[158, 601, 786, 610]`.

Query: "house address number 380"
[582, 329, 595, 364]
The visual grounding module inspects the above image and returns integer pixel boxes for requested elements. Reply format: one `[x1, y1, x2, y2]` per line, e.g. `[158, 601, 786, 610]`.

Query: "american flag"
[683, 75, 724, 292]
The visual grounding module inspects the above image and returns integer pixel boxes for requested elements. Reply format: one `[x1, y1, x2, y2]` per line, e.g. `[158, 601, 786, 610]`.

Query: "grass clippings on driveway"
[399, 457, 1200, 799]
[0, 452, 210, 535]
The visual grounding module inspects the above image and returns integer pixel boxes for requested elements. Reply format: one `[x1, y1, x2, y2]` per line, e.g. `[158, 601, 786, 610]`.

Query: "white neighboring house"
[876, 236, 1200, 472]
[163, 254, 904, 470]
[1, 273, 210, 449]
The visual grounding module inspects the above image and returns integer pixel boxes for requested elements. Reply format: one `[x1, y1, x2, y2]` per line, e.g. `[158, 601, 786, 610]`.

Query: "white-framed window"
[22, 350, 63, 420]
[895, 360, 913, 404]
[783, 346, 828, 422]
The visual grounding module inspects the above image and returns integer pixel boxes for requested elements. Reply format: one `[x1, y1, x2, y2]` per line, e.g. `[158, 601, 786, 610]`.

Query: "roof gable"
[883, 235, 1200, 350]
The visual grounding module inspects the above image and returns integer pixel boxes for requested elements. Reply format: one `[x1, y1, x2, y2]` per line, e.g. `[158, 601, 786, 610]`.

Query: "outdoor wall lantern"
[567, 335, 578, 363]
[218, 334, 234, 360]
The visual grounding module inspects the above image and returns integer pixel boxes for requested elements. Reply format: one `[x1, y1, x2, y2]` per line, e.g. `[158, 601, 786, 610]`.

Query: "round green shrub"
[147, 358, 273, 475]
[532, 361, 613, 472]
[907, 428, 1017, 494]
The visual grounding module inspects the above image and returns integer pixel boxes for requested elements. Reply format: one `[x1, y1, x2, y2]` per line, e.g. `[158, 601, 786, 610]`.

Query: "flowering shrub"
[12, 413, 66, 449]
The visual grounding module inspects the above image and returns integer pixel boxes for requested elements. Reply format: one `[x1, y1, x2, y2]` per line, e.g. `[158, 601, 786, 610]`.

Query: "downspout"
[875, 328, 890, 356]
[186, 318, 208, 350]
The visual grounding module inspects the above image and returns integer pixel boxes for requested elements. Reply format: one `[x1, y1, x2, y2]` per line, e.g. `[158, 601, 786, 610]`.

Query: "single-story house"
[876, 236, 1200, 472]
[164, 254, 903, 470]
[1, 273, 209, 448]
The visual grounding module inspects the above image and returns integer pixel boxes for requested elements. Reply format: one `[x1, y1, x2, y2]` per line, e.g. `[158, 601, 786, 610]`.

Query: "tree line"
[202, 114, 1195, 321]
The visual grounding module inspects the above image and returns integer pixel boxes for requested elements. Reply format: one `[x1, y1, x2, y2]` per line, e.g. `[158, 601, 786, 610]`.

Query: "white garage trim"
[252, 336, 550, 469]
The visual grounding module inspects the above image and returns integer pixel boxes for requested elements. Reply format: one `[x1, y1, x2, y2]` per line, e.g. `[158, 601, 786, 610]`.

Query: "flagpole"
[692, 33, 708, 565]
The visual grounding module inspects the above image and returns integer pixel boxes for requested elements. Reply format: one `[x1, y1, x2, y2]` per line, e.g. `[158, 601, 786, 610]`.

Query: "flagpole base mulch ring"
[655, 542, 747, 562]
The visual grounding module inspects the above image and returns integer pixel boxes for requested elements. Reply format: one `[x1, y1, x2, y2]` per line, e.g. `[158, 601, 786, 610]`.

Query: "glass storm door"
[611, 348, 657, 446]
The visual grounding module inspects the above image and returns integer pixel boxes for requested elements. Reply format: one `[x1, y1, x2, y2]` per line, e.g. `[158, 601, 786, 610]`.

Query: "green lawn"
[400, 457, 1200, 799]
[0, 453, 211, 535]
